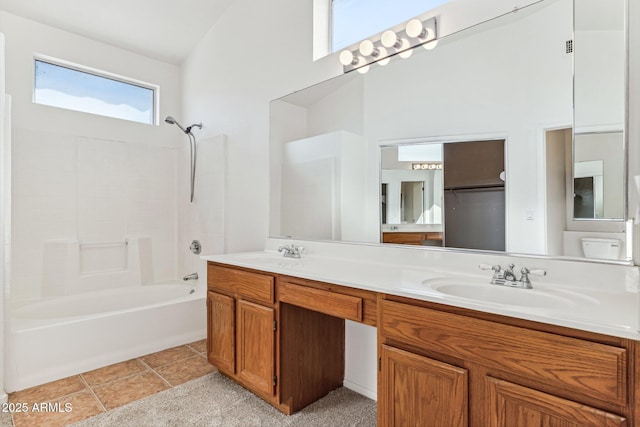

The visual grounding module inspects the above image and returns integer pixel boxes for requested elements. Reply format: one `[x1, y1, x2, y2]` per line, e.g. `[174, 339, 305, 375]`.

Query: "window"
[34, 57, 157, 125]
[331, 0, 449, 52]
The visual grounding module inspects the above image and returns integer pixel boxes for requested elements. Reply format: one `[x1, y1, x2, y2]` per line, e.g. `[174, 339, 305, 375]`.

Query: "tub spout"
[183, 273, 198, 281]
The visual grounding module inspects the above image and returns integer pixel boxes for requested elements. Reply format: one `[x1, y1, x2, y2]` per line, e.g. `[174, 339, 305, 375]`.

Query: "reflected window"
[331, 0, 449, 52]
[34, 58, 156, 125]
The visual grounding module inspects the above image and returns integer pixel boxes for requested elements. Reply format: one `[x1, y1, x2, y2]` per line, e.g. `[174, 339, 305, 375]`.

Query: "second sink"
[423, 278, 574, 309]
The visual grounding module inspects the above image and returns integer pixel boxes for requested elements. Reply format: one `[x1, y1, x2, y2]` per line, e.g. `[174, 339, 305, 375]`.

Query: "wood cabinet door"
[207, 291, 235, 373]
[379, 345, 468, 427]
[487, 377, 627, 427]
[237, 299, 276, 396]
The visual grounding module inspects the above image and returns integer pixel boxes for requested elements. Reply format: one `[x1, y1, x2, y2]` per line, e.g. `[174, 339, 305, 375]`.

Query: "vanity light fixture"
[339, 16, 438, 74]
[412, 162, 443, 170]
[338, 50, 360, 67]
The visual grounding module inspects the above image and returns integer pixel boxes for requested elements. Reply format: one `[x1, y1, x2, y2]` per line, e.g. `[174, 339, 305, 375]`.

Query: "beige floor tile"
[11, 390, 103, 427]
[140, 345, 197, 369]
[154, 355, 216, 386]
[92, 371, 169, 410]
[9, 376, 86, 404]
[187, 339, 207, 354]
[81, 359, 147, 387]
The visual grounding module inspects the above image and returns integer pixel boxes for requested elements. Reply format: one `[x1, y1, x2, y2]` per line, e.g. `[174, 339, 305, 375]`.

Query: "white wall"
[0, 11, 183, 302]
[630, 0, 640, 265]
[0, 32, 7, 402]
[181, 0, 340, 253]
[177, 134, 227, 282]
[544, 128, 570, 256]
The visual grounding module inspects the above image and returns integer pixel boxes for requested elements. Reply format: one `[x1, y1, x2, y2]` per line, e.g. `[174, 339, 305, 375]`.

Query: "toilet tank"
[581, 237, 621, 260]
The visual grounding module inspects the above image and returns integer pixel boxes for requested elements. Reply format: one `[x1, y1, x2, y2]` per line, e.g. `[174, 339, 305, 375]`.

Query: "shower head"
[165, 115, 187, 133]
[165, 116, 202, 135]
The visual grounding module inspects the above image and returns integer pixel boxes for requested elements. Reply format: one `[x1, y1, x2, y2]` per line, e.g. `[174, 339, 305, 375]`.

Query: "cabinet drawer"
[424, 232, 443, 241]
[279, 281, 362, 322]
[382, 232, 424, 245]
[380, 300, 628, 406]
[208, 264, 274, 304]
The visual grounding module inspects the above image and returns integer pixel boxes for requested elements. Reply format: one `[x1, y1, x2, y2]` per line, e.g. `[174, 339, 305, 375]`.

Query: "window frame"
[32, 54, 159, 125]
[327, 0, 448, 54]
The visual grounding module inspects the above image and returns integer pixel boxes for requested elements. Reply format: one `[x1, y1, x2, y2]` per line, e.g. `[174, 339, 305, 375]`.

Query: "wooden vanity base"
[207, 261, 639, 425]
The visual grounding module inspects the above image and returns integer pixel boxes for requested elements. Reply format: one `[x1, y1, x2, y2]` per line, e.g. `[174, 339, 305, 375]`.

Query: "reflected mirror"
[573, 0, 626, 220]
[381, 140, 505, 251]
[270, 0, 630, 263]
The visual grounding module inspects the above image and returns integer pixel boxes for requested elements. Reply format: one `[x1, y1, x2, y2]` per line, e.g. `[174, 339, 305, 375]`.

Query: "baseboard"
[343, 380, 377, 401]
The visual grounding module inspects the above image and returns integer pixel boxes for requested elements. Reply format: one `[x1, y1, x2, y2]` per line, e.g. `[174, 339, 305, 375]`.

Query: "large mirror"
[270, 0, 631, 263]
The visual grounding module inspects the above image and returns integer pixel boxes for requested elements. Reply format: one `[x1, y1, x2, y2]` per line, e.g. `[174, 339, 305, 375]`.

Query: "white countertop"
[203, 239, 640, 341]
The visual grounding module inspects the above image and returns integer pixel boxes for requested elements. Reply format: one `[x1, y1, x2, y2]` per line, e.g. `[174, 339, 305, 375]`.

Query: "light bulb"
[339, 50, 356, 66]
[423, 39, 438, 50]
[381, 30, 400, 49]
[377, 47, 390, 66]
[357, 64, 370, 74]
[406, 19, 426, 39]
[424, 27, 436, 40]
[359, 40, 377, 57]
[398, 39, 413, 59]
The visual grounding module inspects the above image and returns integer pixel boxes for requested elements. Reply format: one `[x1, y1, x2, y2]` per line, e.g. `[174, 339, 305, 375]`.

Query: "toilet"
[581, 237, 621, 260]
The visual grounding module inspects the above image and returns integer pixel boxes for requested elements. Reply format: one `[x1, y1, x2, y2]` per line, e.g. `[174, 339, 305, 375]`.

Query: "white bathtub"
[5, 282, 207, 392]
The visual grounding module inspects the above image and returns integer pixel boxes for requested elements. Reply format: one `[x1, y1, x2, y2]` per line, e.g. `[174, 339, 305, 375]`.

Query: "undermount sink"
[423, 278, 574, 309]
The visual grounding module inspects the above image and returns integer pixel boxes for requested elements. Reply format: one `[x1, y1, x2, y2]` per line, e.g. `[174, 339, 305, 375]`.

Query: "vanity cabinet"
[379, 345, 468, 426]
[207, 261, 637, 424]
[486, 378, 626, 426]
[207, 262, 376, 415]
[206, 264, 278, 405]
[206, 291, 235, 372]
[236, 299, 276, 396]
[378, 296, 633, 426]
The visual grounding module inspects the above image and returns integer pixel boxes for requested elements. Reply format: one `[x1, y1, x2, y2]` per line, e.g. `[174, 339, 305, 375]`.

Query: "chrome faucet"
[278, 244, 303, 259]
[503, 264, 517, 282]
[479, 264, 546, 289]
[183, 272, 198, 281]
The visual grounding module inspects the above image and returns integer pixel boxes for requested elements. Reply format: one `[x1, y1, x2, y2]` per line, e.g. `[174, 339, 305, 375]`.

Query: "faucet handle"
[479, 264, 501, 272]
[523, 268, 546, 277]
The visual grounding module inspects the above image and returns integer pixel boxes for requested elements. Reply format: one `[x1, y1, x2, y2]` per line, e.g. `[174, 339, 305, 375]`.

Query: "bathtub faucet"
[183, 272, 199, 281]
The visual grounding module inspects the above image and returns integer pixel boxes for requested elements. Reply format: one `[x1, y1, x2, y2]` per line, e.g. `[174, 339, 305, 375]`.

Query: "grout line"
[9, 342, 208, 425]
[78, 374, 107, 413]
[138, 358, 173, 388]
[139, 346, 200, 370]
[80, 360, 150, 389]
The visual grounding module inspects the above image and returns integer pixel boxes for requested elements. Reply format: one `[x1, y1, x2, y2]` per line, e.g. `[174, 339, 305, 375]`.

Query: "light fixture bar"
[339, 16, 438, 74]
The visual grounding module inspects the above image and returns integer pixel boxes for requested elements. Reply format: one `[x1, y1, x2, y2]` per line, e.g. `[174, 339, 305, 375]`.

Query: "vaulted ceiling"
[0, 0, 236, 64]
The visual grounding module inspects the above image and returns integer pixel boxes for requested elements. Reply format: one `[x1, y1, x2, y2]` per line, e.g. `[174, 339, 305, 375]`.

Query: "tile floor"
[6, 340, 214, 427]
